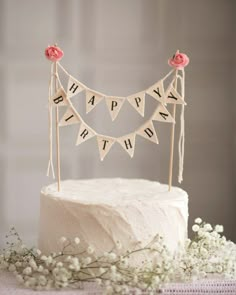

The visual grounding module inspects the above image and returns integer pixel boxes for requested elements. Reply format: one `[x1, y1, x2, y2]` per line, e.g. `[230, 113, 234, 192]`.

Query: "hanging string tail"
[178, 68, 185, 183]
[46, 63, 55, 179]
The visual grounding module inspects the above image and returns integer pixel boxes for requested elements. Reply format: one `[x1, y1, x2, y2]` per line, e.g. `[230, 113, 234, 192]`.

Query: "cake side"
[38, 178, 188, 258]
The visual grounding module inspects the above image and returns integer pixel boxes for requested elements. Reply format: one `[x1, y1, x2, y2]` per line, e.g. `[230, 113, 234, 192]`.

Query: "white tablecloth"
[1, 271, 236, 294]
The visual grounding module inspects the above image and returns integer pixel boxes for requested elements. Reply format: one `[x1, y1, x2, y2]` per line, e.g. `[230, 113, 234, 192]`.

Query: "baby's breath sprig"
[0, 219, 236, 294]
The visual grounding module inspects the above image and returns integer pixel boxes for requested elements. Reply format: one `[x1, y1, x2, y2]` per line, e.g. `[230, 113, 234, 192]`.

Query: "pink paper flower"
[168, 51, 189, 69]
[45, 45, 64, 62]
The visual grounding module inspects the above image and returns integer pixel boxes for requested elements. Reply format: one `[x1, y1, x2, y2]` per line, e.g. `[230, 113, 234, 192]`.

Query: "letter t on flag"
[97, 136, 115, 160]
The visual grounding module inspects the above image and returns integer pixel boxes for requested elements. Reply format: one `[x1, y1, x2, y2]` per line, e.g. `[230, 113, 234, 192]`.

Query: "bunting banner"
[48, 62, 186, 161]
[45, 46, 189, 188]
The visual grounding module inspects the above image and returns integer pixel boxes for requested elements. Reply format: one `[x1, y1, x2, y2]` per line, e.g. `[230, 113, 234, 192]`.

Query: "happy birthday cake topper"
[44, 45, 189, 192]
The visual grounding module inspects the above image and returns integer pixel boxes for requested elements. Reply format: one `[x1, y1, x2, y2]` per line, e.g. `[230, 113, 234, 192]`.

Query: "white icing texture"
[38, 178, 188, 258]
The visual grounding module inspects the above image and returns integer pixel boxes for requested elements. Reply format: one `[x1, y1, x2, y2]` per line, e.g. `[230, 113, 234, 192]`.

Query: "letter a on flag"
[86, 90, 103, 113]
[152, 104, 175, 123]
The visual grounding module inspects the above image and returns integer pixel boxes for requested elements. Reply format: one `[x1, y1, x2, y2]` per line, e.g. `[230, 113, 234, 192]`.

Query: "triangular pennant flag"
[67, 76, 84, 98]
[117, 133, 136, 158]
[59, 108, 80, 127]
[50, 88, 67, 107]
[146, 80, 165, 103]
[76, 123, 95, 145]
[127, 91, 145, 117]
[97, 135, 115, 161]
[165, 85, 186, 105]
[86, 90, 104, 113]
[137, 121, 159, 144]
[152, 104, 175, 123]
[105, 97, 125, 121]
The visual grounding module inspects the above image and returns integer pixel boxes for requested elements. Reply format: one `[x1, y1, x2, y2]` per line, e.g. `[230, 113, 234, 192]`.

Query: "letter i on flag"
[59, 108, 80, 126]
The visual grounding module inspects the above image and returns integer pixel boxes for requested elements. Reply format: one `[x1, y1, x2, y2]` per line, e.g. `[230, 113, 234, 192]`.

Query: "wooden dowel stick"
[56, 106, 61, 191]
[54, 62, 61, 192]
[168, 70, 178, 191]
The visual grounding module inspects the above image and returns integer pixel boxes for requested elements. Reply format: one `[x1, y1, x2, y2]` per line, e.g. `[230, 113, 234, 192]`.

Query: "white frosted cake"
[39, 178, 188, 258]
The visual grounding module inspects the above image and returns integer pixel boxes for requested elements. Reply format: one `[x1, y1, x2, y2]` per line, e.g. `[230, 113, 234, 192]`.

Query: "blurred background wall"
[0, 0, 235, 246]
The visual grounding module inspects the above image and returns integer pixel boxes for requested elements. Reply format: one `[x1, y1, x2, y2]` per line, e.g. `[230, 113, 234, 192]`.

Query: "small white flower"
[110, 265, 116, 272]
[38, 275, 47, 285]
[83, 257, 92, 265]
[16, 274, 24, 283]
[87, 246, 94, 254]
[38, 265, 44, 272]
[215, 225, 224, 233]
[74, 237, 80, 245]
[194, 217, 202, 224]
[15, 261, 22, 268]
[99, 267, 105, 274]
[96, 278, 102, 285]
[192, 224, 200, 232]
[29, 259, 37, 270]
[216, 265, 223, 273]
[116, 240, 122, 250]
[41, 255, 47, 261]
[23, 266, 32, 275]
[60, 237, 67, 244]
[46, 256, 53, 264]
[109, 252, 117, 260]
[8, 264, 16, 272]
[204, 223, 213, 232]
[56, 262, 63, 268]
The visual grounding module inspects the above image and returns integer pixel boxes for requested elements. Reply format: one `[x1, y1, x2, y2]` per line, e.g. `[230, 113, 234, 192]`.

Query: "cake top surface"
[41, 178, 188, 205]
